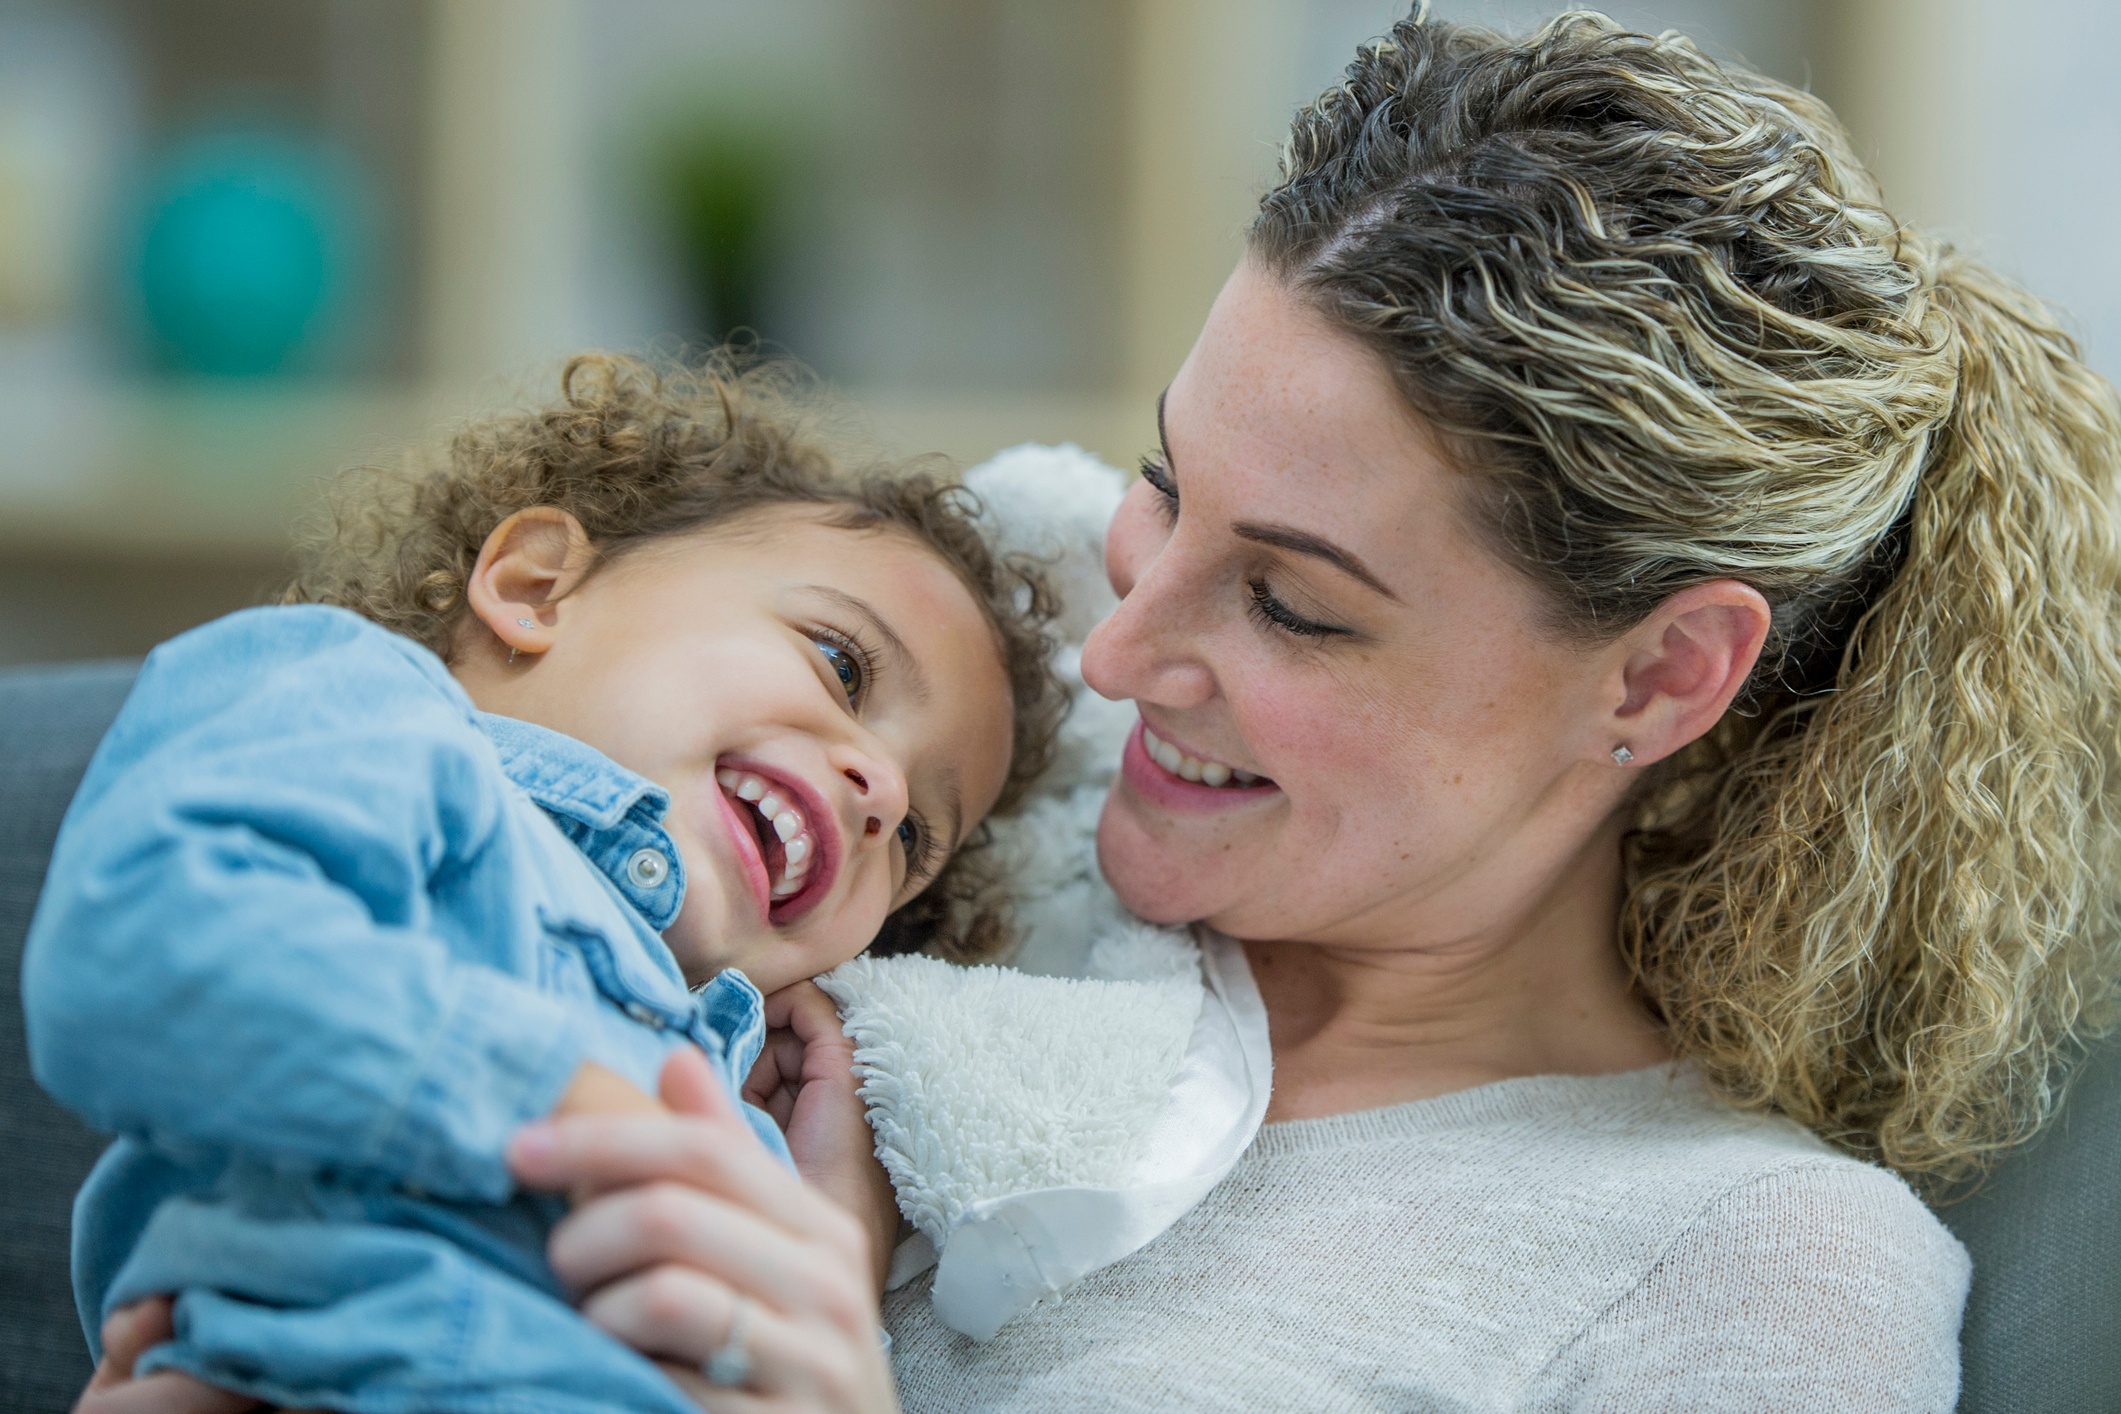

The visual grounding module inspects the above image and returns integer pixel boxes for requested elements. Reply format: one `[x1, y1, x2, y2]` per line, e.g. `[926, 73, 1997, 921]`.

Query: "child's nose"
[835, 754, 909, 844]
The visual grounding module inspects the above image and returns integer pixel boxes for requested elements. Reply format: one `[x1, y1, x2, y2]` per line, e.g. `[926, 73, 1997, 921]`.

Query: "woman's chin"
[1096, 791, 1246, 927]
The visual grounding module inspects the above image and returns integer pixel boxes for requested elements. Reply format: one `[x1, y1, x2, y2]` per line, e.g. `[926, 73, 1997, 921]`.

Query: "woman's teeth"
[716, 768, 816, 900]
[1142, 725, 1262, 788]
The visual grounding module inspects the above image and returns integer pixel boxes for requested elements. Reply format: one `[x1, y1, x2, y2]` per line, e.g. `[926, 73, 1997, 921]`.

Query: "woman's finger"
[512, 1109, 855, 1248]
[75, 1371, 262, 1414]
[549, 1180, 868, 1327]
[585, 1264, 885, 1410]
[657, 1361, 772, 1414]
[657, 1045, 739, 1121]
[88, 1300, 174, 1389]
[580, 1263, 802, 1374]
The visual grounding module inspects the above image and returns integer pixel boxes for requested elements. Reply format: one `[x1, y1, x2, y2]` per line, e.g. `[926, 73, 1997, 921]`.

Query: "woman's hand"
[509, 1045, 900, 1414]
[743, 981, 898, 1290]
[73, 1299, 260, 1414]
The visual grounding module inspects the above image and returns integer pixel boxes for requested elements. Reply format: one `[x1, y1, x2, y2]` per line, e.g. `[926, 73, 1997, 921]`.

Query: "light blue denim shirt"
[24, 605, 788, 1414]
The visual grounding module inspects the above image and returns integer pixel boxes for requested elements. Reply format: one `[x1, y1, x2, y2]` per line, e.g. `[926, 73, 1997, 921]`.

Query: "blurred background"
[0, 0, 2115, 667]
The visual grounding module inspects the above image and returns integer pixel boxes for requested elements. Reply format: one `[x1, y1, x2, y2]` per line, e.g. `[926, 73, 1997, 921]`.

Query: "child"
[22, 354, 1063, 1413]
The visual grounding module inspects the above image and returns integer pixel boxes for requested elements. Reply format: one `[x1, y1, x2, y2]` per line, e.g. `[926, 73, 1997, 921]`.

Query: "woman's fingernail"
[510, 1123, 556, 1165]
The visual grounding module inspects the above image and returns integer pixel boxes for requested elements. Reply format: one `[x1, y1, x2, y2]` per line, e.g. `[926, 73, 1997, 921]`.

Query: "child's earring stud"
[516, 618, 534, 627]
[1611, 744, 1634, 766]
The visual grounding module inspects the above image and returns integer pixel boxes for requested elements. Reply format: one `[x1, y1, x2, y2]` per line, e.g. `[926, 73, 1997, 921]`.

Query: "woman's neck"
[1246, 819, 1670, 1123]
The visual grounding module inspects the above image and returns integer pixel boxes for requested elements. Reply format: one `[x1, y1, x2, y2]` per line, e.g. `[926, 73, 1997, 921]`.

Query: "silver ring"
[702, 1294, 754, 1387]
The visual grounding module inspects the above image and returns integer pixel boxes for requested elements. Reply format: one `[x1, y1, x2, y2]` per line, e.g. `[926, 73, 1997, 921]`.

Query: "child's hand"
[745, 981, 898, 1291]
[550, 1060, 667, 1119]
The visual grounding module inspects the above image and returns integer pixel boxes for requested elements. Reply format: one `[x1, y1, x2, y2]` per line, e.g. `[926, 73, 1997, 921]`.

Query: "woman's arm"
[76, 1043, 895, 1414]
[512, 1043, 901, 1413]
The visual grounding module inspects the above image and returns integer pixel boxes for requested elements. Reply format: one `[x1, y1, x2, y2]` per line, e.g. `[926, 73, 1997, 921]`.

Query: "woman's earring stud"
[1611, 745, 1634, 766]
[516, 618, 534, 627]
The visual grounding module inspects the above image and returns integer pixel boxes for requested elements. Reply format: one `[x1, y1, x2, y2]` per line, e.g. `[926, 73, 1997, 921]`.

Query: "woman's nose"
[1082, 494, 1216, 709]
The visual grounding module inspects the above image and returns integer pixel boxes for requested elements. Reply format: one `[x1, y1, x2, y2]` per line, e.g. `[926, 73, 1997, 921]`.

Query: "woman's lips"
[1118, 720, 1281, 813]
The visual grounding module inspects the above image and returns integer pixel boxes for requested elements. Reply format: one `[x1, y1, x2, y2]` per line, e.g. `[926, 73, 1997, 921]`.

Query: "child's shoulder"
[99, 606, 483, 778]
[141, 604, 465, 716]
[150, 603, 454, 685]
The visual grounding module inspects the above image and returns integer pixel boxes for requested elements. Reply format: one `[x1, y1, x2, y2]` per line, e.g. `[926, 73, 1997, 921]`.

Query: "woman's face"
[1081, 260, 1622, 948]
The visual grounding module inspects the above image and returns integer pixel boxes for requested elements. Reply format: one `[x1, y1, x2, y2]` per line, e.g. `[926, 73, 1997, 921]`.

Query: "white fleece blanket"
[815, 445, 1273, 1342]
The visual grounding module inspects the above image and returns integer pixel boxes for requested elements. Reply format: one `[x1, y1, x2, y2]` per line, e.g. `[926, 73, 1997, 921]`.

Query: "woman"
[83, 10, 2121, 1412]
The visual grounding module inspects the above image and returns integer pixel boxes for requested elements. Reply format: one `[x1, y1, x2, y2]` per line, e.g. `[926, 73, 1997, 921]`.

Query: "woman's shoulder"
[1512, 1071, 1971, 1412]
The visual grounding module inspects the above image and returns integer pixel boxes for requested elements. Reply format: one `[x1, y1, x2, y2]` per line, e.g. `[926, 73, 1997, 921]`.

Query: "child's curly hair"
[285, 351, 1067, 962]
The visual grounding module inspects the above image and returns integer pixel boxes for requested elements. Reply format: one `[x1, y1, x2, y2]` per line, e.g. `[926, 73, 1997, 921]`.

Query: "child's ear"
[464, 508, 598, 661]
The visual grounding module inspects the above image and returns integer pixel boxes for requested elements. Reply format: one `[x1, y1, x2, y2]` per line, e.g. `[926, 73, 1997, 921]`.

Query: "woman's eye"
[1139, 453, 1178, 513]
[816, 640, 864, 701]
[1248, 579, 1346, 640]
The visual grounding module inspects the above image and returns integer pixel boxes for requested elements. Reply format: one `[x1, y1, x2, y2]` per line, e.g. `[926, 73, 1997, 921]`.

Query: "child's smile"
[713, 761, 839, 923]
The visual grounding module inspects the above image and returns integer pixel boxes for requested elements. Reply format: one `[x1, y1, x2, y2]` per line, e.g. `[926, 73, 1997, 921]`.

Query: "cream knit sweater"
[883, 1063, 1968, 1412]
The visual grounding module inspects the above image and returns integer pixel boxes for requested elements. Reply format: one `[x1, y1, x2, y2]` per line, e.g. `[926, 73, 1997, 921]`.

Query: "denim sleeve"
[23, 608, 588, 1202]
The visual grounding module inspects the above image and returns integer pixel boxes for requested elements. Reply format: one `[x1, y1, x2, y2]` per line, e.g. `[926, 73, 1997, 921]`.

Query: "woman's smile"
[1118, 718, 1279, 813]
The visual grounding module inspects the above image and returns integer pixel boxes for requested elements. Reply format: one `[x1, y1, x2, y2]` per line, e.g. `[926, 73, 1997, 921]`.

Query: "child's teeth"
[774, 811, 801, 842]
[759, 793, 784, 817]
[736, 776, 765, 802]
[772, 878, 801, 899]
[785, 836, 810, 865]
[716, 768, 740, 790]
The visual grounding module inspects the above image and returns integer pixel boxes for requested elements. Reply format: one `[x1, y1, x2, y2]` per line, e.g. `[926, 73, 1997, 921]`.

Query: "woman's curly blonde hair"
[1255, 7, 2121, 1189]
[285, 352, 1067, 962]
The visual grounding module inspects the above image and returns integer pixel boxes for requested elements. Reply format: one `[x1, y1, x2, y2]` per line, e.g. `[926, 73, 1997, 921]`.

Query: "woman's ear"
[1600, 579, 1772, 769]
[463, 508, 598, 662]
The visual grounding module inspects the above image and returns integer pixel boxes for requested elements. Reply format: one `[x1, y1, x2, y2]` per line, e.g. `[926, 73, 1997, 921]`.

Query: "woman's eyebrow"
[1230, 523, 1402, 602]
[1160, 388, 1402, 604]
[801, 585, 930, 702]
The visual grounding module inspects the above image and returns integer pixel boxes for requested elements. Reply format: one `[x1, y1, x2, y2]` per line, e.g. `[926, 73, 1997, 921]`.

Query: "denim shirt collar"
[475, 713, 689, 934]
[470, 715, 778, 1146]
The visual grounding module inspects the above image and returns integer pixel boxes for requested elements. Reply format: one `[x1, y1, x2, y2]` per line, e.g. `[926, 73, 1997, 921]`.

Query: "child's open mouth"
[717, 766, 831, 921]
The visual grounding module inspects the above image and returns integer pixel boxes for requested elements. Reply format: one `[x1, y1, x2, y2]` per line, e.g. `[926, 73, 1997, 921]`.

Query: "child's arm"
[744, 981, 899, 1291]
[22, 610, 603, 1204]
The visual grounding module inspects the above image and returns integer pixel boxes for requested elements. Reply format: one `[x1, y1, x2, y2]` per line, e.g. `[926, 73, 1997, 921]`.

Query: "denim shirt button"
[626, 848, 670, 889]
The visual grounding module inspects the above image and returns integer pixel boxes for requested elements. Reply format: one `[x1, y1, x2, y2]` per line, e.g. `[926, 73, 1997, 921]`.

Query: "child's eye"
[897, 812, 940, 882]
[813, 637, 866, 702]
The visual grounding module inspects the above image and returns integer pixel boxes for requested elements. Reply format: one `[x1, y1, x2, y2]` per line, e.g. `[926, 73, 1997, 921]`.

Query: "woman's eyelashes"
[1139, 452, 1179, 517]
[1249, 578, 1349, 640]
[1139, 450, 1346, 641]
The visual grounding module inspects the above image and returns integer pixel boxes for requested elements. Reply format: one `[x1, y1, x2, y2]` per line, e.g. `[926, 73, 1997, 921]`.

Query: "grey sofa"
[2, 659, 2116, 1411]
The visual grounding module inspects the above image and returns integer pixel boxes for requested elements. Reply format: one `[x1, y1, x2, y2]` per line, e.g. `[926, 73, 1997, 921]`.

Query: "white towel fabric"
[815, 444, 1273, 1341]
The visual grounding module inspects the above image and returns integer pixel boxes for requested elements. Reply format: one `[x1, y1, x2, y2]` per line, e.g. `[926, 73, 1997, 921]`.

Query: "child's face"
[459, 506, 1016, 993]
